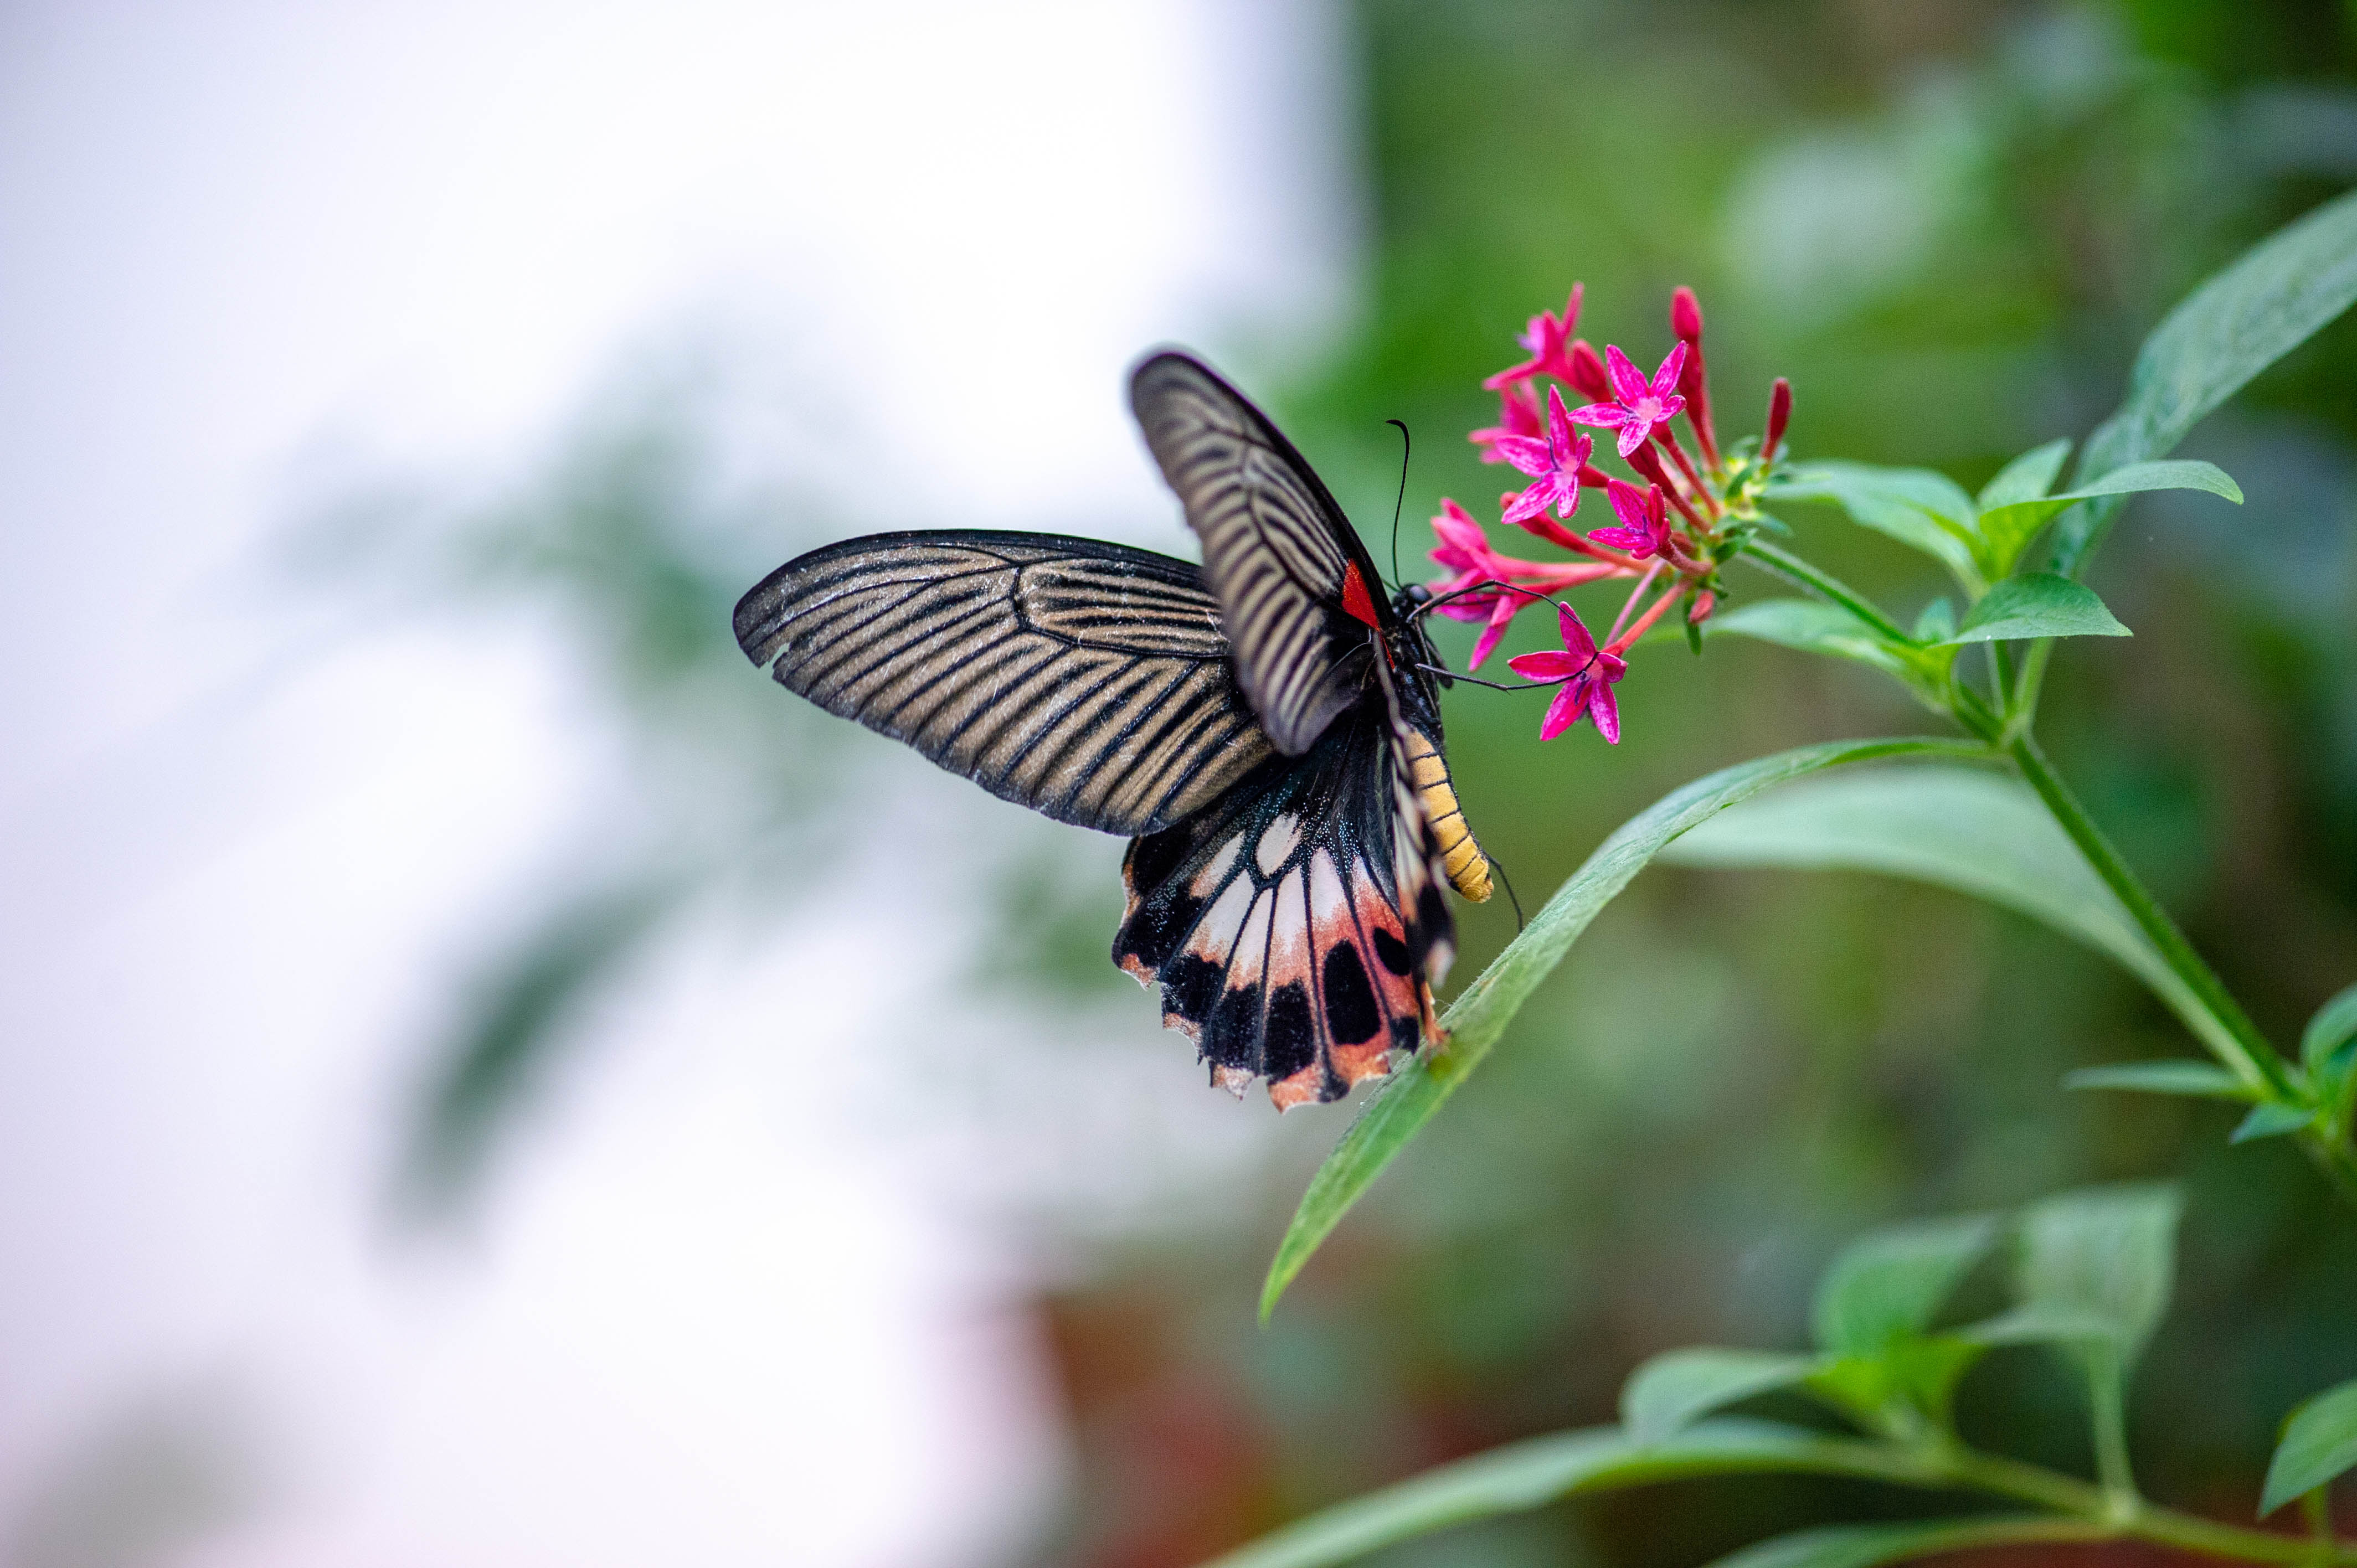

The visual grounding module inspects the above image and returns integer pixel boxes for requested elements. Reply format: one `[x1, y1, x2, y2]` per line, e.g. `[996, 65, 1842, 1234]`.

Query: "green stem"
[1742, 542, 1916, 644]
[2087, 1345, 2138, 1507]
[2006, 733, 2292, 1099]
[1829, 1437, 2357, 1564]
[2007, 733, 2357, 1200]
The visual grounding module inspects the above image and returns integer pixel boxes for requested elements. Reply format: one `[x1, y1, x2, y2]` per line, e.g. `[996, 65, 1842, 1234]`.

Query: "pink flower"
[1482, 285, 1584, 389]
[1425, 499, 1619, 670]
[1468, 382, 1543, 464]
[1571, 343, 1688, 460]
[1494, 388, 1594, 526]
[1508, 604, 1627, 744]
[1587, 478, 1674, 559]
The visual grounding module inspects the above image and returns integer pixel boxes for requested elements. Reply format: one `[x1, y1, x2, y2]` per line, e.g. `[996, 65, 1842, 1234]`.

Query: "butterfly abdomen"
[1400, 726, 1492, 902]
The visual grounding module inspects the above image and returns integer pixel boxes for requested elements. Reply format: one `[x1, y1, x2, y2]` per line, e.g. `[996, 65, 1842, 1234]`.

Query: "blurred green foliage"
[312, 3, 2357, 1564]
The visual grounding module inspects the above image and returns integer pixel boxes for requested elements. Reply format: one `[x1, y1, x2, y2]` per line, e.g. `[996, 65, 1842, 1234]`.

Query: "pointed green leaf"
[2260, 1378, 2357, 1517]
[1259, 737, 1988, 1318]
[1942, 574, 2129, 644]
[2303, 982, 2357, 1070]
[1770, 464, 1984, 591]
[1657, 767, 2235, 1060]
[1975, 461, 2240, 578]
[1706, 600, 1924, 681]
[1910, 597, 1955, 642]
[2230, 1101, 2316, 1144]
[2057, 187, 2357, 577]
[1812, 1213, 1999, 1355]
[2013, 1184, 2181, 1365]
[1706, 1518, 2104, 1568]
[2064, 1060, 2252, 1099]
[1957, 1303, 2124, 1348]
[1977, 439, 2073, 512]
[1623, 1349, 1825, 1442]
[1196, 1420, 1926, 1568]
[1806, 1337, 1987, 1431]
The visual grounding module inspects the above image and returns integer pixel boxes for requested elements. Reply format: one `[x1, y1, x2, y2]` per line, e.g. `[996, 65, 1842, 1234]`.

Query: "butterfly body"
[735, 352, 1489, 1106]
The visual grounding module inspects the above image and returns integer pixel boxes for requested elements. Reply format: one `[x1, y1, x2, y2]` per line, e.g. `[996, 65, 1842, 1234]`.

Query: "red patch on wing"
[1340, 561, 1380, 629]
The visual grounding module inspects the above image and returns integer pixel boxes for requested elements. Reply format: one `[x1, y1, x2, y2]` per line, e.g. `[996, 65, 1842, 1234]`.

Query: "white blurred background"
[0, 3, 1361, 1561]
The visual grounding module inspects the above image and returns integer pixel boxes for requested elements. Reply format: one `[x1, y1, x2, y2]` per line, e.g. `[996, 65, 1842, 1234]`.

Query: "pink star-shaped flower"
[1482, 285, 1583, 390]
[1587, 478, 1673, 559]
[1493, 388, 1593, 527]
[1508, 604, 1627, 744]
[1468, 382, 1543, 463]
[1571, 343, 1687, 460]
[1425, 499, 1616, 669]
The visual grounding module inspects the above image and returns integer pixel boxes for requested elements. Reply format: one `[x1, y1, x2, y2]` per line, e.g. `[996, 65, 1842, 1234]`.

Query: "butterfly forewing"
[735, 531, 1275, 836]
[1130, 353, 1382, 756]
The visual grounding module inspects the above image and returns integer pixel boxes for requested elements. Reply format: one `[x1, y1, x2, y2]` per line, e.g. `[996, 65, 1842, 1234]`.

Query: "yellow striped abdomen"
[1401, 728, 1491, 902]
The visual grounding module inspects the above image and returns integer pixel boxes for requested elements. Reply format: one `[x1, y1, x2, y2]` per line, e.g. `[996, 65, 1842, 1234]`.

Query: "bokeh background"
[4, 1, 2354, 1564]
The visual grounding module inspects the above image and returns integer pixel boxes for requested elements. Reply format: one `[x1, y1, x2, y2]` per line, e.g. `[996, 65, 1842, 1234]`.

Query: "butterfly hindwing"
[1113, 651, 1456, 1108]
[735, 530, 1275, 836]
[1129, 353, 1383, 757]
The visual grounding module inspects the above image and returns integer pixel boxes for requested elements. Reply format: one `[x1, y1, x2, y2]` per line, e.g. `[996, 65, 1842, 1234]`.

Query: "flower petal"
[1469, 596, 1518, 670]
[1604, 344, 1648, 405]
[1556, 602, 1599, 659]
[1538, 681, 1582, 741]
[1545, 386, 1575, 455]
[1588, 679, 1622, 745]
[1568, 402, 1629, 429]
[1615, 422, 1647, 459]
[1491, 436, 1553, 477]
[1650, 343, 1687, 400]
[1508, 648, 1575, 680]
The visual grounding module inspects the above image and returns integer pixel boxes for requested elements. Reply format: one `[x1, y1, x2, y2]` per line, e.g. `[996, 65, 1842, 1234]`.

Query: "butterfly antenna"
[1386, 418, 1411, 590]
[1490, 853, 1527, 932]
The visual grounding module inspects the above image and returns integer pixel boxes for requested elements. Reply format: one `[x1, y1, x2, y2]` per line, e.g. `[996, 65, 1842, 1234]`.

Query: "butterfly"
[733, 351, 1492, 1108]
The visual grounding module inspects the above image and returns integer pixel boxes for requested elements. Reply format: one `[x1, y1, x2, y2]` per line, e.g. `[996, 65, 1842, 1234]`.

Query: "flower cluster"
[1425, 284, 1792, 742]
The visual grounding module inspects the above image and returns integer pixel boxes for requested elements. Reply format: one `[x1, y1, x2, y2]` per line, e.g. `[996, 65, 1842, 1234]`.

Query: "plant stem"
[2006, 733, 2357, 1200]
[2006, 733, 2291, 1099]
[1742, 542, 1915, 643]
[2087, 1346, 2138, 1507]
[1836, 1438, 2357, 1565]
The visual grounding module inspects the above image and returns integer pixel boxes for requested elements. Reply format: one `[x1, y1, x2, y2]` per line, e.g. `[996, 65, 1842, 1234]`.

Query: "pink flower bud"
[1687, 590, 1716, 624]
[1671, 287, 1704, 344]
[1567, 340, 1612, 403]
[1764, 377, 1792, 460]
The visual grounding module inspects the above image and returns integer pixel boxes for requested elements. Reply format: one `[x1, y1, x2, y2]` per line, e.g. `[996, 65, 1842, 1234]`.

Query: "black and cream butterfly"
[734, 351, 1492, 1108]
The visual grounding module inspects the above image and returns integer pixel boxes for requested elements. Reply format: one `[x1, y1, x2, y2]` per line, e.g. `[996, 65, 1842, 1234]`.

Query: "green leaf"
[1974, 461, 2241, 579]
[2064, 1060, 2252, 1100]
[1197, 1420, 1933, 1568]
[2230, 1101, 2316, 1144]
[1771, 463, 1984, 592]
[1976, 439, 2073, 512]
[1806, 1338, 1986, 1431]
[2012, 1184, 2181, 1365]
[1657, 767, 2225, 1049]
[1910, 597, 1955, 642]
[1622, 1349, 1824, 1442]
[1705, 1518, 2102, 1568]
[1812, 1214, 1999, 1356]
[1258, 737, 1987, 1318]
[1942, 574, 2130, 644]
[2056, 187, 2357, 576]
[1706, 600, 1924, 682]
[2260, 1377, 2357, 1517]
[2303, 982, 2357, 1070]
